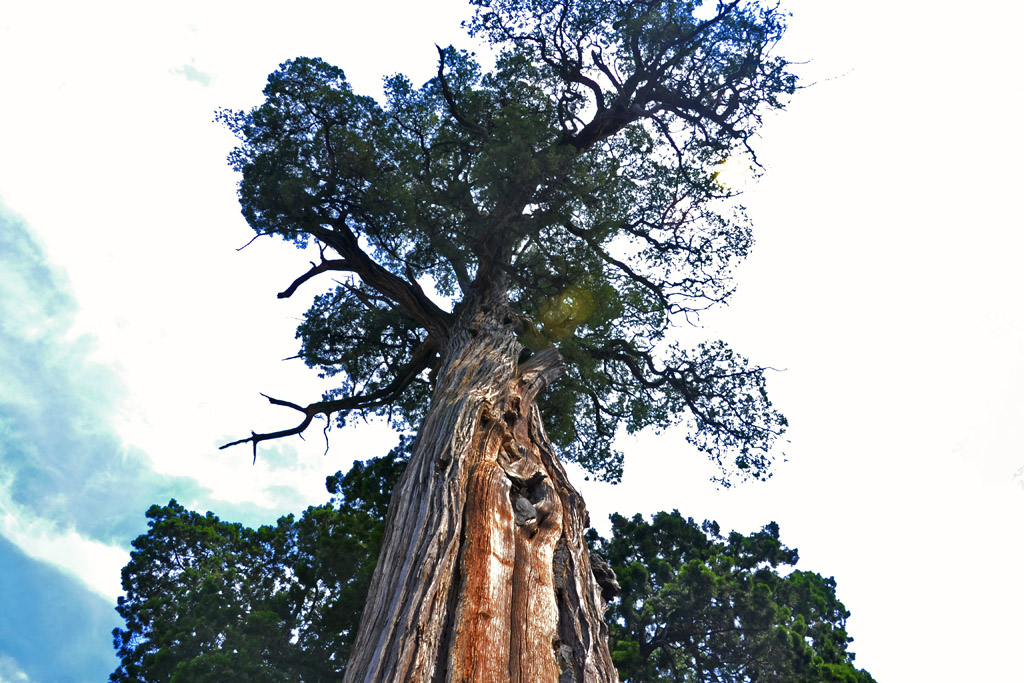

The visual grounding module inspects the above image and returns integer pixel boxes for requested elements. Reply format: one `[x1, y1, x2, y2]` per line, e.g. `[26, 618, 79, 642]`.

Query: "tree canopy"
[590, 512, 877, 682]
[217, 0, 795, 483]
[110, 450, 405, 682]
[202, 2, 807, 678]
[112, 457, 873, 682]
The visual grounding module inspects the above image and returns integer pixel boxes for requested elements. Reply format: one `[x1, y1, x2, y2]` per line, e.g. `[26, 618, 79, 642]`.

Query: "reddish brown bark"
[343, 295, 617, 682]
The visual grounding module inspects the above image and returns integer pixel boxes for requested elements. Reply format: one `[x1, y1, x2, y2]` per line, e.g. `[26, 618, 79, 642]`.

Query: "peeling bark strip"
[343, 299, 616, 682]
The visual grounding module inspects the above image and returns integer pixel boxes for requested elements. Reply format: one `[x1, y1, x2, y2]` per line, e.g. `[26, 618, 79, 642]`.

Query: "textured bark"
[343, 292, 617, 682]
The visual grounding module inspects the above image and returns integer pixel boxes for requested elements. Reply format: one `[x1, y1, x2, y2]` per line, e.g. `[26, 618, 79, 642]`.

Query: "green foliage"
[115, 451, 875, 682]
[110, 449, 408, 682]
[588, 512, 876, 682]
[218, 1, 794, 482]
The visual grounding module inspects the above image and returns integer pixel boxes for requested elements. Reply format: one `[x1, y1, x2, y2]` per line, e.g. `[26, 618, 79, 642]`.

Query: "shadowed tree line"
[112, 450, 875, 683]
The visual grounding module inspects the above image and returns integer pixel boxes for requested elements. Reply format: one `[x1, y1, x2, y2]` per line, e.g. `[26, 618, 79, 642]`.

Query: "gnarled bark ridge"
[343, 290, 616, 682]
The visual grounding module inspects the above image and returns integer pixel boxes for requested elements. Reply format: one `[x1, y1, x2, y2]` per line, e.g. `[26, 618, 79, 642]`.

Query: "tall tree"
[218, 1, 796, 679]
[589, 512, 876, 682]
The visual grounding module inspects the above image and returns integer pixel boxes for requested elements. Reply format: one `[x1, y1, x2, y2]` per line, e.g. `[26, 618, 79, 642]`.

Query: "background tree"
[111, 449, 406, 682]
[112, 459, 874, 682]
[217, 1, 796, 679]
[589, 512, 876, 682]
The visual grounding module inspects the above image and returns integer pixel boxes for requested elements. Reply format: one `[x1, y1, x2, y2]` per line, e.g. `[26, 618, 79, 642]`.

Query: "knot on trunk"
[506, 470, 549, 537]
[514, 348, 565, 403]
[513, 495, 536, 526]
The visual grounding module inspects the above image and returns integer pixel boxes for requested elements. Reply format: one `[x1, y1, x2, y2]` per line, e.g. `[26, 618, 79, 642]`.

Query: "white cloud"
[0, 472, 128, 603]
[175, 59, 213, 86]
[0, 655, 33, 683]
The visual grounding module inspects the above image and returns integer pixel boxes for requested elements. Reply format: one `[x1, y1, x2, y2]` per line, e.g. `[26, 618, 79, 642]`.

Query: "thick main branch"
[311, 219, 452, 340]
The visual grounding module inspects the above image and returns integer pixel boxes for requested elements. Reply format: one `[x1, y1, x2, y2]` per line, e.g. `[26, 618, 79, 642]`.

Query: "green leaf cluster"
[588, 512, 877, 682]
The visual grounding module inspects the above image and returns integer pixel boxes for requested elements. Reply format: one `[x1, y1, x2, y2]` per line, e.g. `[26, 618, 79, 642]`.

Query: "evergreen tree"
[111, 452, 406, 682]
[217, 1, 796, 678]
[589, 512, 877, 682]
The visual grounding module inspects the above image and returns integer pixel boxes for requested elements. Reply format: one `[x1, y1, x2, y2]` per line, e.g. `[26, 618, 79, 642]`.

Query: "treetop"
[218, 0, 795, 483]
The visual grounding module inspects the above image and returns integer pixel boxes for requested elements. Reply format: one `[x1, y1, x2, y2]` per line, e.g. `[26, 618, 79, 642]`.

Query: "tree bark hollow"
[343, 302, 616, 682]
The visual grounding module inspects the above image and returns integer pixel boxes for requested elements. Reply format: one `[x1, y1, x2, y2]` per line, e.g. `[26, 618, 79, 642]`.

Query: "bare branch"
[220, 394, 320, 464]
[235, 233, 263, 252]
[278, 257, 354, 299]
[221, 339, 437, 461]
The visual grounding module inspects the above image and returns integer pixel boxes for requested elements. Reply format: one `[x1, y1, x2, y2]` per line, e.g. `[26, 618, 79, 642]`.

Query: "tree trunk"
[343, 290, 618, 682]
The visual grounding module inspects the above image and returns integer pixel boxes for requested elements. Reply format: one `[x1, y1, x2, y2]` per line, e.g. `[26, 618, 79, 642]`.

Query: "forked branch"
[278, 255, 354, 299]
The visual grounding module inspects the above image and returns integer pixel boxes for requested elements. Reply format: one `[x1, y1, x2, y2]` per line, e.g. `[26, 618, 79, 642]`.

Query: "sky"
[0, 1, 1022, 680]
